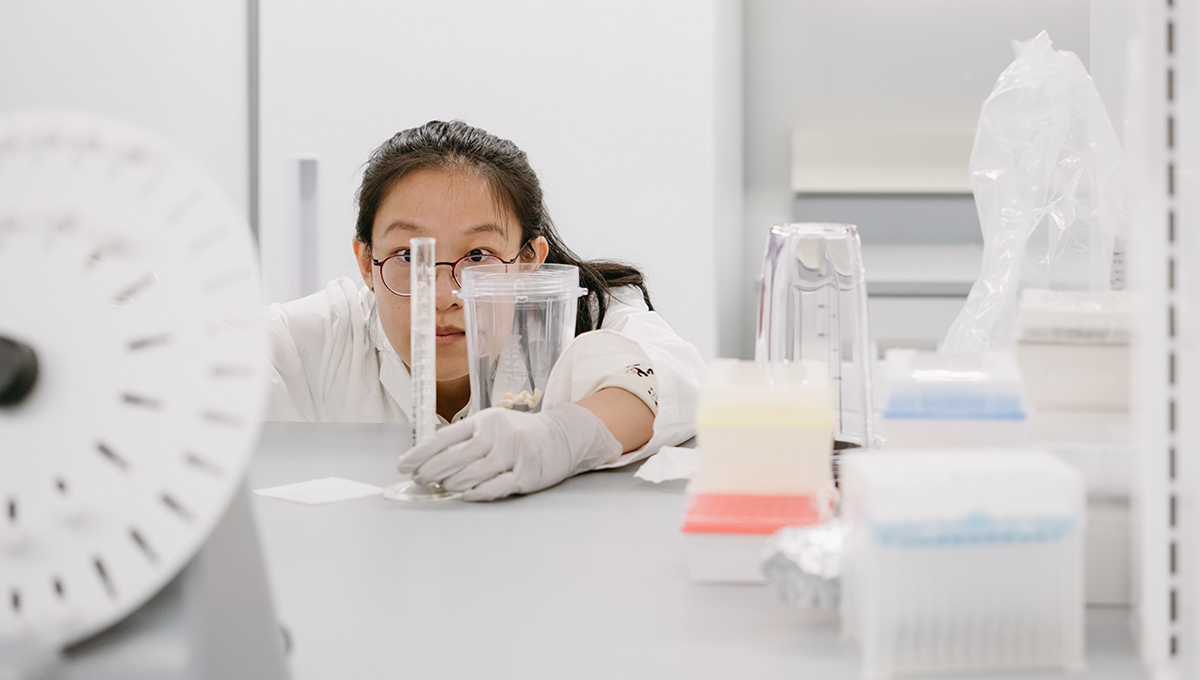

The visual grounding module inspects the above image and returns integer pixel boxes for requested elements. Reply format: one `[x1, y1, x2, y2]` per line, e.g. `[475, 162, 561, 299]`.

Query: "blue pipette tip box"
[880, 350, 1029, 447]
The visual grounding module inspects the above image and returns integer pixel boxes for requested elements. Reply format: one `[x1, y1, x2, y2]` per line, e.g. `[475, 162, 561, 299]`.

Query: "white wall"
[738, 0, 1091, 359]
[0, 0, 249, 215]
[1090, 0, 1137, 143]
[259, 0, 740, 361]
[713, 2, 746, 363]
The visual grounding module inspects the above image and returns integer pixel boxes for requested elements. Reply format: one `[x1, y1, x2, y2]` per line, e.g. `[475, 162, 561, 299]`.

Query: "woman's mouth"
[435, 326, 465, 346]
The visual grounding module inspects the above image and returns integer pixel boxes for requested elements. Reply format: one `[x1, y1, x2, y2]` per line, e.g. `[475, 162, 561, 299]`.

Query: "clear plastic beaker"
[755, 223, 875, 447]
[457, 263, 586, 414]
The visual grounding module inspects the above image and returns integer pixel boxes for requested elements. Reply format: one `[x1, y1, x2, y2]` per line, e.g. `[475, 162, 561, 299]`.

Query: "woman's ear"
[531, 236, 549, 264]
[353, 241, 374, 291]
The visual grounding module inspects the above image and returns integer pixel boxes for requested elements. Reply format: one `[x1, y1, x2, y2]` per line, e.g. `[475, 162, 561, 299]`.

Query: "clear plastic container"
[881, 349, 1028, 448]
[457, 263, 586, 414]
[695, 359, 834, 494]
[840, 449, 1085, 679]
[755, 223, 874, 447]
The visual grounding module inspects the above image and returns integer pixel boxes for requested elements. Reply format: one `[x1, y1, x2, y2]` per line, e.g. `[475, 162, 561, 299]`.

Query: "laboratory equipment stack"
[682, 360, 834, 582]
[677, 217, 1094, 678]
[683, 223, 872, 583]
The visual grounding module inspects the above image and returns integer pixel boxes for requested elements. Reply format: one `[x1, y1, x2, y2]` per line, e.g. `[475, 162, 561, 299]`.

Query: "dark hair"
[355, 120, 652, 335]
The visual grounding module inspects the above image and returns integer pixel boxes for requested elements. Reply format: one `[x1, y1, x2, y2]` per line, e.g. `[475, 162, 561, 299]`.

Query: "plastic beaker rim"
[457, 263, 586, 298]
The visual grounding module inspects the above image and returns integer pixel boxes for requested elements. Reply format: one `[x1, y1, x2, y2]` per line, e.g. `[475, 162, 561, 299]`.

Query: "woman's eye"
[464, 249, 494, 263]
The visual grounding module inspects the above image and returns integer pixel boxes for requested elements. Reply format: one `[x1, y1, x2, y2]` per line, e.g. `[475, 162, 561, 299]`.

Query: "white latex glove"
[396, 402, 623, 501]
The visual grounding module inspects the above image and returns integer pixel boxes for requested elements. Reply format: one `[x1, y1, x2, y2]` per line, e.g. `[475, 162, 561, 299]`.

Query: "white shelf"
[792, 130, 975, 194]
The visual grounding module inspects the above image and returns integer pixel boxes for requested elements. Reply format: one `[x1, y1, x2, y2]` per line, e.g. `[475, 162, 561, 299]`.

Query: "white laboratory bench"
[249, 422, 1147, 680]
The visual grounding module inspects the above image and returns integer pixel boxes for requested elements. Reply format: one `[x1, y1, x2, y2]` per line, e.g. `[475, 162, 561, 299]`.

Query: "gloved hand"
[396, 402, 624, 501]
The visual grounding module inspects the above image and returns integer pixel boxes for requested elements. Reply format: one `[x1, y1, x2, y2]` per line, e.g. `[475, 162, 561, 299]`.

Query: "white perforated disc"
[0, 112, 267, 647]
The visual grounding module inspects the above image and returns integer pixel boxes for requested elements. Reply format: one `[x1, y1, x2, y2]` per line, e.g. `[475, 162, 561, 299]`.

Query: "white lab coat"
[264, 277, 706, 467]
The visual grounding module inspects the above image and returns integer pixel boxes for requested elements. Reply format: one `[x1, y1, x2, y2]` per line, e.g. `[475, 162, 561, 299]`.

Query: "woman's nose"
[435, 267, 460, 309]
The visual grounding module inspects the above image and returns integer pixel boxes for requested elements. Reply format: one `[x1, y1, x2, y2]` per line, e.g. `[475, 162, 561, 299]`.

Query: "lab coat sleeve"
[263, 278, 368, 422]
[541, 287, 706, 468]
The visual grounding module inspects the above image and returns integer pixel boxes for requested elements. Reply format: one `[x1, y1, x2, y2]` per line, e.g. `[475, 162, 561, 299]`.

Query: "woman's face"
[354, 167, 547, 382]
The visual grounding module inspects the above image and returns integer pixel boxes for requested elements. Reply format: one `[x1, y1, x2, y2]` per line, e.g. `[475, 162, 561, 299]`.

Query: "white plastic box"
[1015, 288, 1134, 414]
[840, 449, 1085, 679]
[880, 350, 1029, 449]
[694, 359, 834, 494]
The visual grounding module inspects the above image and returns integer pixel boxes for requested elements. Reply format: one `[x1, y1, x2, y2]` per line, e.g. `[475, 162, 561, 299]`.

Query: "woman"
[265, 120, 705, 500]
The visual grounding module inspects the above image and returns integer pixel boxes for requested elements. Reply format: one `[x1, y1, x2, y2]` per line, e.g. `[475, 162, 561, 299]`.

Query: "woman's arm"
[576, 387, 654, 453]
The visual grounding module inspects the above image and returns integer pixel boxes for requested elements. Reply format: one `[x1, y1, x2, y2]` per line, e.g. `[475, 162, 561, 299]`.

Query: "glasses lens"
[453, 254, 504, 283]
[381, 257, 410, 295]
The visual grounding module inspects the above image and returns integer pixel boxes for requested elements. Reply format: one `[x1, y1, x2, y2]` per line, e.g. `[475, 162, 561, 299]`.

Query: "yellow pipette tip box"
[695, 360, 835, 495]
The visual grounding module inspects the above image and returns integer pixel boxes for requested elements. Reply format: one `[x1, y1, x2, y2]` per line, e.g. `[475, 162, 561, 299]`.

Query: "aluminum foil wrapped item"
[762, 518, 846, 609]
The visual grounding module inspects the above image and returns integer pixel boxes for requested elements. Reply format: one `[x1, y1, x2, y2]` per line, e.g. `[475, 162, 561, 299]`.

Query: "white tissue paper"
[255, 477, 384, 505]
[634, 446, 701, 483]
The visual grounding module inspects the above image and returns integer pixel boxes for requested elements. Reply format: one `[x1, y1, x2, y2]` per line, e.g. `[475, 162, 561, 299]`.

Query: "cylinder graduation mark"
[161, 493, 194, 522]
[410, 237, 437, 447]
[128, 334, 170, 351]
[96, 442, 131, 472]
[130, 528, 158, 564]
[111, 271, 157, 307]
[93, 557, 116, 597]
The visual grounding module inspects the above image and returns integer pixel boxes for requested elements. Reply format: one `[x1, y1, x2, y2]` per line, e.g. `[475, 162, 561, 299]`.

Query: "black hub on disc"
[0, 336, 38, 407]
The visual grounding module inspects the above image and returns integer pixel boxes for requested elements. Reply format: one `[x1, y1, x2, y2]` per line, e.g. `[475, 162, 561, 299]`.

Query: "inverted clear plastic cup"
[456, 263, 586, 414]
[755, 223, 875, 447]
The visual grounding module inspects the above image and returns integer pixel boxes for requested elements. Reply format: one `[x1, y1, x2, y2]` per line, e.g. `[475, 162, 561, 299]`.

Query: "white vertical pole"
[1174, 0, 1200, 676]
[1128, 0, 1175, 675]
[289, 156, 319, 300]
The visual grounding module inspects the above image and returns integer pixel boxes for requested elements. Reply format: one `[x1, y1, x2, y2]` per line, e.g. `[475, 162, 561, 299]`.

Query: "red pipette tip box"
[681, 493, 823, 583]
[682, 493, 822, 534]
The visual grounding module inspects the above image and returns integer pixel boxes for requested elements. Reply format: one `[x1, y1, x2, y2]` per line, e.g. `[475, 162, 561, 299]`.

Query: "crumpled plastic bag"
[942, 31, 1125, 353]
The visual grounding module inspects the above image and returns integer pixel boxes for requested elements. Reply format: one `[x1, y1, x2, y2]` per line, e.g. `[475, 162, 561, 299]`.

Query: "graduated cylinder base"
[381, 480, 462, 503]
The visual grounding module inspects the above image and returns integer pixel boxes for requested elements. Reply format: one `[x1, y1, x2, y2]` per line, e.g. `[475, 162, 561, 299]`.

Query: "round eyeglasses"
[371, 245, 529, 296]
